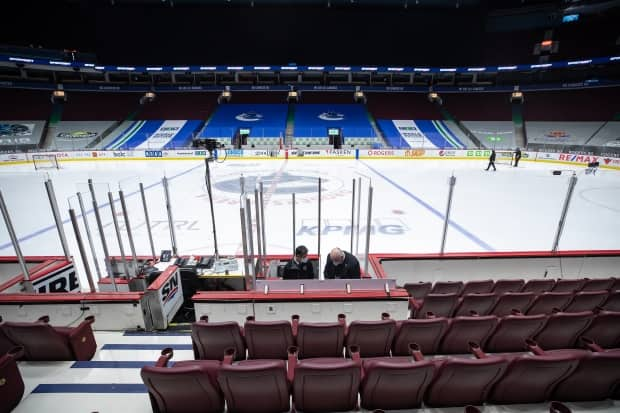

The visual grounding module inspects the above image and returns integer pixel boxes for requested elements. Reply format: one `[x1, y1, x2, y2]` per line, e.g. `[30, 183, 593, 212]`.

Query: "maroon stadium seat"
[461, 280, 494, 295]
[2, 315, 96, 361]
[346, 315, 396, 358]
[431, 281, 464, 295]
[485, 313, 548, 353]
[243, 318, 294, 360]
[490, 292, 536, 317]
[602, 290, 620, 312]
[141, 348, 224, 413]
[439, 315, 499, 354]
[580, 310, 620, 348]
[488, 352, 580, 404]
[534, 311, 594, 350]
[455, 293, 497, 317]
[526, 292, 573, 315]
[403, 282, 432, 300]
[564, 290, 609, 313]
[413, 293, 459, 319]
[191, 316, 246, 361]
[611, 278, 620, 292]
[361, 357, 436, 410]
[551, 349, 620, 401]
[218, 359, 290, 413]
[0, 317, 17, 357]
[522, 279, 556, 293]
[295, 316, 346, 359]
[552, 278, 586, 293]
[491, 279, 525, 295]
[392, 317, 449, 356]
[293, 358, 361, 412]
[424, 355, 508, 407]
[581, 278, 615, 291]
[0, 346, 25, 413]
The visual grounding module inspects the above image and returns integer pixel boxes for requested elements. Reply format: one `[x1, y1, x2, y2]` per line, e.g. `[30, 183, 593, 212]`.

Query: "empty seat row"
[191, 310, 620, 360]
[404, 277, 620, 299]
[142, 341, 620, 413]
[0, 315, 97, 361]
[411, 289, 620, 318]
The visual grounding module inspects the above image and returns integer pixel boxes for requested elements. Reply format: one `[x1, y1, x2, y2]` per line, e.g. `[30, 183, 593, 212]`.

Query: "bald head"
[330, 248, 345, 265]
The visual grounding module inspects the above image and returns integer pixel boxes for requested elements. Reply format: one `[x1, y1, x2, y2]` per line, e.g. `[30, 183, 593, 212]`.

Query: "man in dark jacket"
[282, 245, 314, 279]
[324, 248, 361, 279]
[514, 147, 522, 167]
[485, 149, 496, 171]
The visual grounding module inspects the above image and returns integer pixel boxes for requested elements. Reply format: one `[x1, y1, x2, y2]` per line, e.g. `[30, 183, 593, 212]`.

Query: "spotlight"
[51, 89, 67, 103]
[218, 87, 232, 104]
[510, 91, 524, 103]
[140, 91, 156, 105]
[353, 88, 366, 104]
[287, 90, 299, 103]
[428, 92, 441, 104]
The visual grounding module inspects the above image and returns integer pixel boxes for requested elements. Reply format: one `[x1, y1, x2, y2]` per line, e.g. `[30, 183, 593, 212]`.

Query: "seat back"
[535, 311, 594, 350]
[603, 291, 620, 312]
[485, 314, 548, 353]
[392, 318, 449, 356]
[243, 320, 294, 360]
[439, 316, 499, 354]
[564, 290, 609, 313]
[431, 281, 464, 295]
[424, 356, 508, 407]
[552, 350, 620, 401]
[489, 353, 580, 404]
[461, 280, 494, 295]
[297, 322, 345, 358]
[191, 319, 245, 361]
[0, 325, 17, 357]
[403, 282, 432, 300]
[491, 279, 525, 295]
[552, 279, 586, 293]
[346, 319, 396, 357]
[2, 321, 73, 361]
[218, 360, 290, 413]
[0, 347, 25, 413]
[141, 360, 223, 413]
[293, 358, 360, 413]
[361, 358, 436, 410]
[580, 310, 620, 348]
[581, 278, 615, 292]
[522, 279, 556, 294]
[490, 292, 536, 317]
[455, 293, 497, 317]
[416, 294, 459, 319]
[526, 292, 573, 315]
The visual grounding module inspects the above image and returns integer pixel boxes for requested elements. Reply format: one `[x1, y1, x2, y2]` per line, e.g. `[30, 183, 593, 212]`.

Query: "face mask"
[301, 258, 308, 264]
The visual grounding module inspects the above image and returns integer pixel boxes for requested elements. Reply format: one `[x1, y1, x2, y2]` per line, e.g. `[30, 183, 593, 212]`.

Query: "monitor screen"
[562, 14, 579, 23]
[239, 128, 250, 135]
[328, 128, 340, 136]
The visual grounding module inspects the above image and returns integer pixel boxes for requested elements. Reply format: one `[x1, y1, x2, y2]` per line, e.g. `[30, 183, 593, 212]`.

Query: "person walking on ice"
[485, 149, 496, 171]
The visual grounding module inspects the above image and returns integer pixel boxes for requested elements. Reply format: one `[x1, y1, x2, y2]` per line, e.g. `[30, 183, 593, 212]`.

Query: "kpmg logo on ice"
[297, 218, 409, 236]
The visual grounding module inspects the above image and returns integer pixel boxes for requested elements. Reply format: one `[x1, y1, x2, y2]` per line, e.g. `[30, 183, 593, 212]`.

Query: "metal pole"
[259, 181, 266, 257]
[350, 178, 356, 252]
[552, 173, 578, 252]
[240, 174, 245, 195]
[440, 175, 457, 255]
[162, 177, 178, 256]
[45, 179, 71, 259]
[139, 183, 157, 259]
[69, 208, 96, 292]
[77, 192, 102, 281]
[355, 177, 362, 256]
[108, 192, 131, 277]
[119, 190, 139, 275]
[0, 190, 33, 292]
[89, 180, 116, 291]
[364, 186, 374, 277]
[292, 193, 296, 254]
[240, 199, 250, 277]
[205, 158, 219, 259]
[254, 186, 262, 275]
[245, 196, 255, 273]
[318, 177, 322, 271]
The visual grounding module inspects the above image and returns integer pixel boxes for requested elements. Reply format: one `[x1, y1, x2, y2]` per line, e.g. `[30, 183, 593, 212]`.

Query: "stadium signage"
[558, 154, 598, 163]
[57, 131, 98, 139]
[404, 149, 425, 157]
[194, 150, 207, 156]
[145, 150, 163, 158]
[33, 264, 80, 293]
[173, 151, 194, 156]
[366, 150, 395, 156]
[324, 149, 353, 156]
[438, 150, 457, 157]
[467, 150, 491, 157]
[113, 151, 128, 158]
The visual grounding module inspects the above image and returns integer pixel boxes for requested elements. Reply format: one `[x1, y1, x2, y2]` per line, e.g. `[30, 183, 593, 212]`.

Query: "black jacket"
[323, 251, 361, 279]
[489, 151, 496, 162]
[282, 259, 314, 279]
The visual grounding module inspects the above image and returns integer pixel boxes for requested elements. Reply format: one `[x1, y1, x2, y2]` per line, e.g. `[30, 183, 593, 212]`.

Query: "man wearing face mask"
[282, 245, 315, 279]
[324, 247, 361, 279]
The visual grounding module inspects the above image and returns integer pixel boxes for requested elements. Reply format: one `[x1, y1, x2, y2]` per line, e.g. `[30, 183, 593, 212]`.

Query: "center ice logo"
[214, 172, 334, 195]
[235, 112, 263, 122]
[318, 111, 345, 121]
